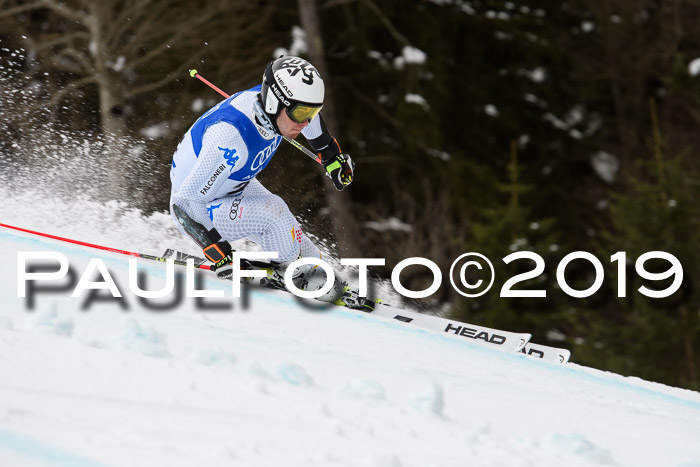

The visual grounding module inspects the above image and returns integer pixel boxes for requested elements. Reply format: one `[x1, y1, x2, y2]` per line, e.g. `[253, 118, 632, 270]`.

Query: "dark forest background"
[1, 0, 699, 390]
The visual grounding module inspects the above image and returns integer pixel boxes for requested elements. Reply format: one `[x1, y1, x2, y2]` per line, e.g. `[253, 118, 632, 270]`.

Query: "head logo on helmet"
[260, 56, 325, 133]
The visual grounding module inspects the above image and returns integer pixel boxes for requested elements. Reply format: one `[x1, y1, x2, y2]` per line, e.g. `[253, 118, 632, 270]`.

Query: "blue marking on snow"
[322, 305, 700, 410]
[0, 428, 106, 467]
[275, 362, 314, 386]
[0, 229, 171, 280]
[1, 230, 130, 266]
[190, 277, 700, 411]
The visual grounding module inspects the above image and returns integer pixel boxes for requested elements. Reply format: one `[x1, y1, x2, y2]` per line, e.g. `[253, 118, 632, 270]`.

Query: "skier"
[169, 56, 362, 307]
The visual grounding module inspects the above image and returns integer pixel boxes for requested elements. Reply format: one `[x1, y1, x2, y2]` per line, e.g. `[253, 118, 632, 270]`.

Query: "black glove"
[203, 240, 234, 280]
[323, 153, 355, 191]
[316, 136, 354, 191]
[210, 255, 234, 280]
[203, 240, 231, 263]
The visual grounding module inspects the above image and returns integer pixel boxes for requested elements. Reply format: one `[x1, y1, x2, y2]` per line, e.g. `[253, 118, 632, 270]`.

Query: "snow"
[485, 10, 510, 21]
[520, 67, 547, 83]
[110, 56, 126, 72]
[428, 0, 477, 14]
[1, 188, 700, 466]
[190, 98, 206, 113]
[484, 104, 500, 117]
[405, 93, 429, 109]
[518, 134, 530, 148]
[364, 217, 412, 232]
[591, 151, 620, 184]
[689, 58, 700, 76]
[394, 46, 427, 69]
[426, 147, 451, 161]
[402, 46, 427, 64]
[139, 122, 170, 139]
[581, 21, 595, 33]
[543, 106, 591, 140]
[274, 25, 308, 58]
[544, 112, 568, 130]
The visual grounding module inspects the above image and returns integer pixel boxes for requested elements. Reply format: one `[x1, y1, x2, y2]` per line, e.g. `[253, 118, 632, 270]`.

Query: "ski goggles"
[286, 103, 323, 124]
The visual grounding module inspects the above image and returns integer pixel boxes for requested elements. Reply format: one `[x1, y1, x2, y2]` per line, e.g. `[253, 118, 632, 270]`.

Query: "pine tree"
[588, 98, 700, 388]
[450, 141, 569, 345]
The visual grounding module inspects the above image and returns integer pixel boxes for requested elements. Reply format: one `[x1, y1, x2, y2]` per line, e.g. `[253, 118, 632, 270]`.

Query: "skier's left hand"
[210, 255, 234, 280]
[203, 239, 234, 280]
[323, 153, 355, 190]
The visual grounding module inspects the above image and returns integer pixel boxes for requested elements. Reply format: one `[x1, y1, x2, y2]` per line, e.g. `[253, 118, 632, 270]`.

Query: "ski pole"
[0, 223, 211, 270]
[189, 69, 322, 165]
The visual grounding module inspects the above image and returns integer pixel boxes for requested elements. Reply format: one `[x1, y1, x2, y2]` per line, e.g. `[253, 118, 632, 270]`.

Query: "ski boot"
[334, 283, 380, 311]
[259, 265, 288, 291]
[259, 263, 342, 302]
[259, 264, 379, 310]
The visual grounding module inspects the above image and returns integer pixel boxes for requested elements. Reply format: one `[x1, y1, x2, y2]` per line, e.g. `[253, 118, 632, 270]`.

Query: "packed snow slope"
[1, 190, 700, 467]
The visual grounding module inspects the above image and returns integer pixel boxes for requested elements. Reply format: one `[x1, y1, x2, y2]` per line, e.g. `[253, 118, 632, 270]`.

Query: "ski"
[162, 246, 569, 362]
[361, 302, 531, 354]
[520, 342, 572, 364]
[162, 248, 209, 267]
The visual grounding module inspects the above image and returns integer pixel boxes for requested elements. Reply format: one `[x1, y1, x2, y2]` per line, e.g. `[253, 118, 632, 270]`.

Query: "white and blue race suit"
[170, 85, 325, 263]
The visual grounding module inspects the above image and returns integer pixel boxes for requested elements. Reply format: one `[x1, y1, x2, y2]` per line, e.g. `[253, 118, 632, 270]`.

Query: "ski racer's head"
[260, 56, 324, 137]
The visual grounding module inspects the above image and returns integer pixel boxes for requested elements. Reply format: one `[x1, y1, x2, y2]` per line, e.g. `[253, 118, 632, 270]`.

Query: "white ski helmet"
[261, 56, 325, 126]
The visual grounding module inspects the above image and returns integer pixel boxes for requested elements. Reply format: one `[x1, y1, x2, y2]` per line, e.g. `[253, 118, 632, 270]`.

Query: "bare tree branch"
[34, 32, 90, 52]
[110, 0, 154, 38]
[57, 46, 94, 73]
[47, 75, 96, 106]
[323, 0, 357, 8]
[127, 49, 206, 98]
[346, 82, 403, 130]
[0, 1, 44, 18]
[38, 0, 90, 24]
[109, 1, 173, 52]
[360, 0, 411, 47]
[123, 27, 191, 72]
